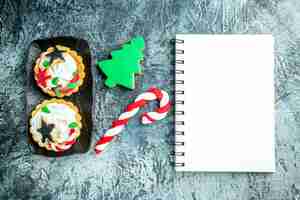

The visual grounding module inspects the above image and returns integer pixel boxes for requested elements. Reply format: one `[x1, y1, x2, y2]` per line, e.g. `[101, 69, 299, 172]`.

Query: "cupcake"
[34, 45, 85, 97]
[30, 99, 82, 152]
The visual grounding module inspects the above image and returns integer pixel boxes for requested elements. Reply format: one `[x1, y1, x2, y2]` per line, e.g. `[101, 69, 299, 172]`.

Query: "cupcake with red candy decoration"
[30, 99, 82, 152]
[34, 45, 85, 97]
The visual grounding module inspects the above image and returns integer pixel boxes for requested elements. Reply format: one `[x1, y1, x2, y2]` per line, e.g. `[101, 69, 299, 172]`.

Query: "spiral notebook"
[175, 34, 275, 172]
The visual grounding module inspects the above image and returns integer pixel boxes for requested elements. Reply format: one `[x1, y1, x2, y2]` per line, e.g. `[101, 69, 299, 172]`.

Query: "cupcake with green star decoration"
[34, 45, 85, 97]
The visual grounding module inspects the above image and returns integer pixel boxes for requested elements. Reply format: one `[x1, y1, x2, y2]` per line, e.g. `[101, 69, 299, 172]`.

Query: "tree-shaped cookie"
[97, 36, 145, 89]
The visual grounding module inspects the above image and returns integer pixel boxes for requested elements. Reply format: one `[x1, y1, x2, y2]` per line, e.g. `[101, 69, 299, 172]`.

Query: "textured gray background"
[0, 0, 300, 199]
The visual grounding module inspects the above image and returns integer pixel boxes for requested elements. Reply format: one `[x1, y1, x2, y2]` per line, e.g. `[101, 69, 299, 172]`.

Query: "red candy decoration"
[36, 68, 51, 87]
[70, 74, 80, 83]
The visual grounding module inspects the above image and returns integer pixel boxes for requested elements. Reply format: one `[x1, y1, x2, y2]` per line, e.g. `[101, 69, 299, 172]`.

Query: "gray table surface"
[1, 0, 300, 199]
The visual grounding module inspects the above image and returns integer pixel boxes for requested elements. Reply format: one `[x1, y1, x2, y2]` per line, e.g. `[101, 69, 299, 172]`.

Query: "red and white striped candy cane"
[95, 87, 171, 154]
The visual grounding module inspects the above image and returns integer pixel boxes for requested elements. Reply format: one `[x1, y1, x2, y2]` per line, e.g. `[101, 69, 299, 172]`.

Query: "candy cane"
[95, 87, 171, 154]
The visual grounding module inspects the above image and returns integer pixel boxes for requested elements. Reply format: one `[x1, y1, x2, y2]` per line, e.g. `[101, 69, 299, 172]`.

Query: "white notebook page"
[175, 35, 275, 172]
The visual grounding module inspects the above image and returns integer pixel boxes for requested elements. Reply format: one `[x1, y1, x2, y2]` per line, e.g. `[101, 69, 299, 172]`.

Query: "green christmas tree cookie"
[97, 36, 145, 89]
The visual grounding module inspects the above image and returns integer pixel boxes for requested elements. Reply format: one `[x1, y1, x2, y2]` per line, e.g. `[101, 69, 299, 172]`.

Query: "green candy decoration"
[51, 77, 59, 86]
[41, 106, 50, 113]
[67, 82, 77, 89]
[43, 60, 50, 68]
[68, 122, 78, 128]
[97, 36, 145, 89]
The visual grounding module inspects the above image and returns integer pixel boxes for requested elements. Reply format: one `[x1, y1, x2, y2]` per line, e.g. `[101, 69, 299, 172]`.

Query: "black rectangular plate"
[26, 36, 94, 157]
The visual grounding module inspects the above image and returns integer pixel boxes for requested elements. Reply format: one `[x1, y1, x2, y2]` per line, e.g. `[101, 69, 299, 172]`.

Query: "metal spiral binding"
[174, 38, 185, 168]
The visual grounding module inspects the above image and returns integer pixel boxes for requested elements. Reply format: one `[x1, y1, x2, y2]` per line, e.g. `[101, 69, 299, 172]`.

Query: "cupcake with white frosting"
[30, 99, 82, 152]
[34, 45, 85, 97]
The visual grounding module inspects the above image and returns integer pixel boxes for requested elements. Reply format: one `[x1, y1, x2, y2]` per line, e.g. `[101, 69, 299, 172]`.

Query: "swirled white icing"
[31, 103, 78, 143]
[39, 53, 77, 89]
